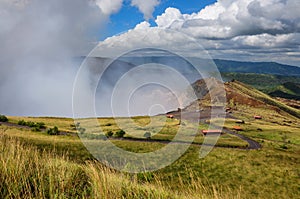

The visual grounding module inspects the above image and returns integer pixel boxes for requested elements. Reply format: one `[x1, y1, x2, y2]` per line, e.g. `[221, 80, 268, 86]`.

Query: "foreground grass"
[1, 113, 300, 198]
[0, 134, 242, 199]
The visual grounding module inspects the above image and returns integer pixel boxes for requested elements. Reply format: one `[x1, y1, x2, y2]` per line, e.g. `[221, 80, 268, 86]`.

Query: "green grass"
[221, 73, 300, 100]
[228, 81, 300, 118]
[1, 113, 300, 198]
[0, 130, 242, 199]
[221, 73, 300, 92]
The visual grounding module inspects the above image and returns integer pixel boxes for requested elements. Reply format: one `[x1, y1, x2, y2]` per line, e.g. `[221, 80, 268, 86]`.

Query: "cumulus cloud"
[155, 0, 300, 39]
[94, 0, 123, 15]
[131, 0, 160, 20]
[155, 7, 184, 28]
[134, 21, 151, 30]
[0, 0, 104, 116]
[96, 0, 300, 66]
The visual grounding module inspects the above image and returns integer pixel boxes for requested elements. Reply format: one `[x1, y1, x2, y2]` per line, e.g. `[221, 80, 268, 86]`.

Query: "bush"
[106, 131, 113, 137]
[70, 124, 76, 130]
[75, 122, 81, 128]
[18, 120, 26, 125]
[47, 126, 59, 135]
[0, 115, 8, 122]
[17, 120, 45, 129]
[78, 127, 86, 134]
[26, 121, 36, 127]
[115, 130, 125, 138]
[143, 132, 151, 139]
[32, 127, 41, 132]
[36, 122, 45, 129]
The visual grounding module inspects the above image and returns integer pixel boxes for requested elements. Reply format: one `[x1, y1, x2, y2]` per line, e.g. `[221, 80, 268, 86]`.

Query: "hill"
[88, 56, 300, 79]
[269, 82, 300, 100]
[1, 77, 300, 198]
[221, 73, 300, 100]
[186, 78, 300, 119]
[214, 59, 300, 76]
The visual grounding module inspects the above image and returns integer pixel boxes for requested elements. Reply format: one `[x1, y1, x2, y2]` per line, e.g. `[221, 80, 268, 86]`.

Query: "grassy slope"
[228, 81, 300, 118]
[1, 112, 300, 198]
[221, 73, 300, 100]
[0, 128, 241, 199]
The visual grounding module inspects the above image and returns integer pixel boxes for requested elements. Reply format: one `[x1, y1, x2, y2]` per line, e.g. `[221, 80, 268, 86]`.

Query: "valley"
[1, 79, 299, 198]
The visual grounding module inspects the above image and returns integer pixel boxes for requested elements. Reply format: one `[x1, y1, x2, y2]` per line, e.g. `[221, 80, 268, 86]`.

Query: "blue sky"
[102, 0, 217, 40]
[96, 0, 300, 66]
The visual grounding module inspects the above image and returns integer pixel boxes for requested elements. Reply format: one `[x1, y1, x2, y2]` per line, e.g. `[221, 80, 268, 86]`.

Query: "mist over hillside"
[90, 56, 300, 77]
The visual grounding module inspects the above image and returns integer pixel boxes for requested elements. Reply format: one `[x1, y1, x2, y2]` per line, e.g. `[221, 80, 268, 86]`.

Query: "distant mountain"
[82, 56, 300, 77]
[214, 59, 300, 76]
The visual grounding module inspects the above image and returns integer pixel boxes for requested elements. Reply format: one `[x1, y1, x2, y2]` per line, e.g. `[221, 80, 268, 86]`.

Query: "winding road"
[168, 110, 262, 150]
[1, 118, 261, 150]
[222, 128, 261, 150]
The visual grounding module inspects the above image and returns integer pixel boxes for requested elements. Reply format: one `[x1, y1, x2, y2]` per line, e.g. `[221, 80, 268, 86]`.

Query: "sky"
[103, 0, 217, 39]
[0, 0, 299, 117]
[96, 0, 300, 66]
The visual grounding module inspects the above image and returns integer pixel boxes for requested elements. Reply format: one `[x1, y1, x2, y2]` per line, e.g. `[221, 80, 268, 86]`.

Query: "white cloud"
[131, 0, 160, 20]
[154, 0, 300, 39]
[155, 7, 183, 28]
[232, 33, 298, 48]
[95, 0, 300, 66]
[94, 0, 123, 15]
[134, 21, 151, 30]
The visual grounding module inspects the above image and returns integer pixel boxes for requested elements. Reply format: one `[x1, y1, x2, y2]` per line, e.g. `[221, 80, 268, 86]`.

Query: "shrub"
[26, 121, 36, 127]
[36, 122, 46, 129]
[75, 122, 81, 128]
[17, 120, 45, 129]
[32, 127, 41, 132]
[78, 127, 86, 134]
[70, 124, 76, 130]
[53, 126, 59, 134]
[0, 115, 8, 122]
[279, 144, 288, 150]
[18, 120, 26, 125]
[115, 130, 125, 138]
[106, 131, 113, 137]
[143, 132, 151, 139]
[47, 126, 59, 135]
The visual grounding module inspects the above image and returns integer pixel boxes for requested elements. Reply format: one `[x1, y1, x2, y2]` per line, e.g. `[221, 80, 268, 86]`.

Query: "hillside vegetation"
[226, 81, 300, 118]
[221, 73, 300, 100]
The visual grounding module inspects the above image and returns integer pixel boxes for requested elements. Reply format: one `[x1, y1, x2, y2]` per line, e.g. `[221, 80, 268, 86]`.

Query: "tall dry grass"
[0, 134, 240, 199]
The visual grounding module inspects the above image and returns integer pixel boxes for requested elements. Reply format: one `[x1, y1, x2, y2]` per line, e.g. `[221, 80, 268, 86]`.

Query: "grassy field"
[1, 111, 300, 198]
